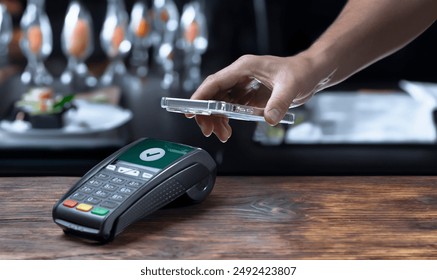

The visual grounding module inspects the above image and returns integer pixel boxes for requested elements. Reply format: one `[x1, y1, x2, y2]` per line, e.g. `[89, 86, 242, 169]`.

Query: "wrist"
[293, 47, 338, 92]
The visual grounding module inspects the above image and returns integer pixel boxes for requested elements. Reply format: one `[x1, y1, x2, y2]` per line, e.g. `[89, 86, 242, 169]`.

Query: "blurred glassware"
[19, 0, 53, 86]
[179, 1, 208, 92]
[100, 0, 131, 86]
[153, 0, 179, 89]
[128, 1, 153, 78]
[60, 0, 97, 90]
[0, 4, 13, 68]
[158, 41, 178, 90]
[152, 0, 179, 60]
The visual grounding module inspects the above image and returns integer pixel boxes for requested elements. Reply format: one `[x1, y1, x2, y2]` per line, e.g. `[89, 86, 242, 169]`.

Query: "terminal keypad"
[62, 163, 158, 217]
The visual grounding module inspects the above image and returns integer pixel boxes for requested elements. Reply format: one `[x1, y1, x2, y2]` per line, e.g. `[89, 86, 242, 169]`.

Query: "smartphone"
[161, 97, 295, 124]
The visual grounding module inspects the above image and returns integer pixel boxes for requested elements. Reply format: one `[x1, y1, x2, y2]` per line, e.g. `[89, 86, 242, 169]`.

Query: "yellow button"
[76, 203, 93, 212]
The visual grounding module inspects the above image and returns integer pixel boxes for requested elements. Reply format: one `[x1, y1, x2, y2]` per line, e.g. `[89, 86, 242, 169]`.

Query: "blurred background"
[0, 0, 436, 176]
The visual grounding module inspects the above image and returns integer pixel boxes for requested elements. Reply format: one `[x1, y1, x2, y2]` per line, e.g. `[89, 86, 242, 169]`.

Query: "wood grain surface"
[1, 176, 437, 259]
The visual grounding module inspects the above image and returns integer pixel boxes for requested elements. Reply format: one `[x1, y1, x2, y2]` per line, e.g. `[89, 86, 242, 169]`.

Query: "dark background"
[9, 0, 437, 85]
[1, 0, 437, 176]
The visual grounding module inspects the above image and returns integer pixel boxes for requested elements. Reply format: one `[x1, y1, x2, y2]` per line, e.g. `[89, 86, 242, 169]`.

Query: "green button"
[91, 207, 109, 216]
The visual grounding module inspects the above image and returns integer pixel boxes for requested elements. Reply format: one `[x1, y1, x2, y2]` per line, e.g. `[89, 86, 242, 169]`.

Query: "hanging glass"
[0, 4, 12, 68]
[153, 0, 179, 89]
[19, 0, 53, 86]
[179, 1, 208, 92]
[100, 0, 131, 85]
[60, 0, 96, 90]
[128, 1, 153, 78]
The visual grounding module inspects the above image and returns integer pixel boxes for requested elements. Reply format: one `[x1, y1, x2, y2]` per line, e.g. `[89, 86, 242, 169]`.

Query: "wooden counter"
[1, 176, 437, 259]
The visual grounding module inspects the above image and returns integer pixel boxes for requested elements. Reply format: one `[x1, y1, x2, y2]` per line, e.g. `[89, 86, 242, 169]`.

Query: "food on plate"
[13, 87, 76, 129]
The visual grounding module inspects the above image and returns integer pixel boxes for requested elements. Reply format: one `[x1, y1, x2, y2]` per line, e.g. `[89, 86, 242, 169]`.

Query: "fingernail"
[217, 133, 229, 143]
[203, 128, 212, 137]
[266, 108, 281, 125]
[199, 125, 212, 137]
[214, 125, 230, 143]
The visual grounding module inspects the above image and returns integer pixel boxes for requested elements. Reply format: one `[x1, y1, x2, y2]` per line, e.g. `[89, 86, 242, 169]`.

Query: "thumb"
[264, 85, 295, 126]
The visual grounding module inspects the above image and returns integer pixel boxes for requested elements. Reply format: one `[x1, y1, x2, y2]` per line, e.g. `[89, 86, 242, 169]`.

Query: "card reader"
[52, 138, 217, 243]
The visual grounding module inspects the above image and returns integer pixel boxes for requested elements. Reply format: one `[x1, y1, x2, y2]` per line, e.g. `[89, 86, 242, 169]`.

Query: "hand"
[189, 53, 333, 142]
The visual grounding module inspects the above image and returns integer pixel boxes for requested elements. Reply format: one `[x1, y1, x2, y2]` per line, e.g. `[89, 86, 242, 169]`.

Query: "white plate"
[0, 100, 132, 137]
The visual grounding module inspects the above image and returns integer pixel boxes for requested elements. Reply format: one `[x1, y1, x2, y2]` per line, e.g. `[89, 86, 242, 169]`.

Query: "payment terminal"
[52, 138, 217, 243]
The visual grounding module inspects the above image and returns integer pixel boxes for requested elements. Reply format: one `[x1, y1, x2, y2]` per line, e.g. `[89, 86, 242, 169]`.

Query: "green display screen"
[117, 139, 195, 170]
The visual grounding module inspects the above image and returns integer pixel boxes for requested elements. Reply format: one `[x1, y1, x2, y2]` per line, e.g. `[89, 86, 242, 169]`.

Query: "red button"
[63, 199, 78, 208]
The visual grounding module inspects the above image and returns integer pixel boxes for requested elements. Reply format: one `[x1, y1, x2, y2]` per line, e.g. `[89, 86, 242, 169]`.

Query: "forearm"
[188, 0, 436, 137]
[303, 0, 437, 89]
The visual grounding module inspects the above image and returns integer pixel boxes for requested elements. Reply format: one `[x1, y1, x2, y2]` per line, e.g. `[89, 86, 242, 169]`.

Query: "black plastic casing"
[52, 138, 217, 243]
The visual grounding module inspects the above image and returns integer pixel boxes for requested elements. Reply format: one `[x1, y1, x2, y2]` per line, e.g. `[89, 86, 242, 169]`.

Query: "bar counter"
[1, 176, 437, 259]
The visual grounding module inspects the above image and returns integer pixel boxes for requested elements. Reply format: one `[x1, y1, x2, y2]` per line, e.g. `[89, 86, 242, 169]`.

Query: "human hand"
[188, 53, 333, 142]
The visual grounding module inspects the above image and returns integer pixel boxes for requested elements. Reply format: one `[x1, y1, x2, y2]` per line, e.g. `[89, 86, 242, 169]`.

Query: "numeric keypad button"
[79, 186, 94, 194]
[109, 193, 127, 202]
[94, 190, 110, 198]
[126, 181, 142, 188]
[100, 200, 119, 209]
[119, 187, 135, 195]
[95, 173, 110, 180]
[110, 177, 125, 185]
[71, 192, 86, 200]
[84, 196, 101, 205]
[102, 183, 118, 191]
[87, 179, 102, 186]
